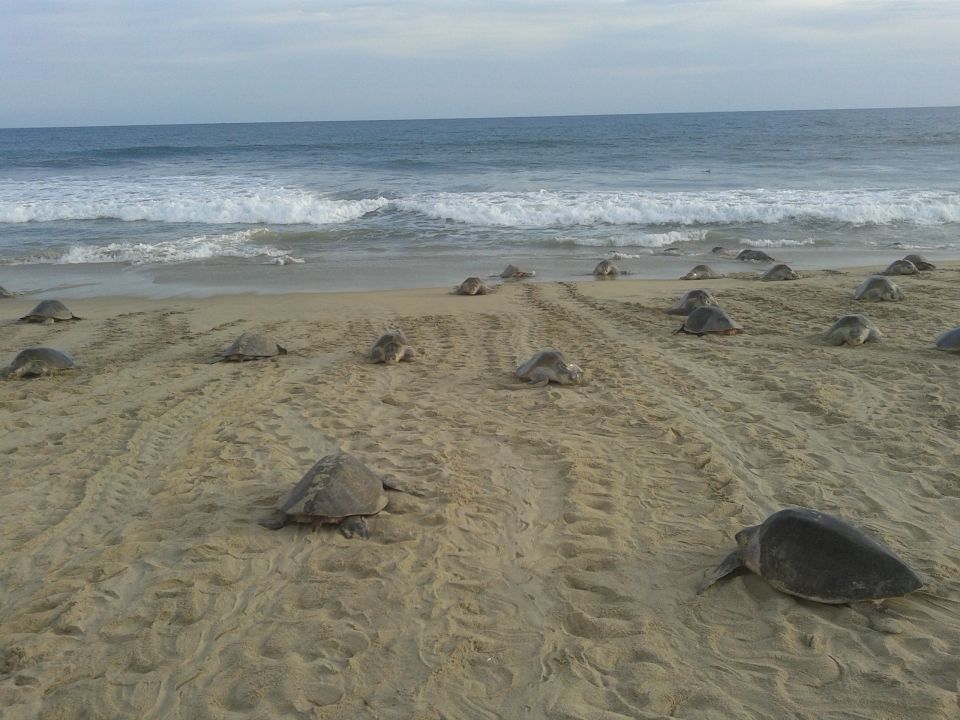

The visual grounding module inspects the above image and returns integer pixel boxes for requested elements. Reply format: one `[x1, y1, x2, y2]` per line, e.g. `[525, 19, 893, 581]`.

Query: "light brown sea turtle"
[737, 249, 775, 262]
[0, 286, 14, 299]
[665, 289, 719, 316]
[853, 276, 903, 301]
[674, 306, 741, 335]
[761, 263, 799, 281]
[593, 259, 619, 278]
[698, 507, 923, 604]
[19, 299, 81, 324]
[455, 277, 496, 295]
[934, 327, 960, 353]
[209, 332, 287, 362]
[500, 264, 535, 279]
[823, 314, 882, 346]
[882, 259, 918, 276]
[1, 348, 77, 379]
[370, 330, 417, 364]
[260, 452, 408, 538]
[681, 264, 723, 281]
[513, 349, 584, 387]
[902, 254, 935, 271]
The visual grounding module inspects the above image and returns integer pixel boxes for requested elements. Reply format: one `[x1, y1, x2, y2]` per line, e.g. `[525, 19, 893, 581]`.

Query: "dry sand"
[1, 265, 959, 719]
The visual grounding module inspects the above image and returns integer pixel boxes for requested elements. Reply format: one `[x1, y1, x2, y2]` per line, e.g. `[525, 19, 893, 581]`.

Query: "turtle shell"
[902, 254, 935, 271]
[882, 259, 917, 276]
[500, 264, 534, 279]
[853, 276, 903, 301]
[824, 314, 882, 346]
[665, 289, 718, 316]
[934, 327, 960, 352]
[219, 332, 286, 360]
[681, 305, 741, 334]
[277, 453, 389, 521]
[761, 264, 799, 281]
[681, 264, 722, 280]
[20, 299, 79, 322]
[456, 277, 493, 295]
[3, 348, 76, 378]
[737, 249, 775, 262]
[593, 260, 619, 277]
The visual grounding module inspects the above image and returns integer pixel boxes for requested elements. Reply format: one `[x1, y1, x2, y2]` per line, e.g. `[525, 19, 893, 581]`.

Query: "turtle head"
[734, 524, 760, 547]
[381, 341, 404, 364]
[560, 362, 584, 385]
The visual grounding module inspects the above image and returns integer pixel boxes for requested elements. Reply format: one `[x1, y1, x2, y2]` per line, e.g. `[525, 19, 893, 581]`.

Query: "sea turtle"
[370, 330, 417, 364]
[500, 264, 535, 279]
[0, 286, 14, 299]
[761, 263, 799, 281]
[593, 260, 619, 278]
[853, 276, 903, 302]
[260, 452, 407, 538]
[882, 259, 918, 276]
[209, 332, 287, 362]
[455, 277, 496, 295]
[513, 349, 584, 387]
[681, 264, 723, 281]
[711, 247, 734, 256]
[665, 289, 719, 316]
[902, 254, 935, 271]
[1, 348, 76, 379]
[19, 299, 80, 324]
[737, 249, 775, 262]
[823, 314, 882, 346]
[697, 507, 923, 604]
[674, 305, 741, 336]
[934, 327, 960, 353]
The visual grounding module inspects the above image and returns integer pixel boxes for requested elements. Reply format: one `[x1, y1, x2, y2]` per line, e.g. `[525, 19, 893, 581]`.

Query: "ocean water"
[1, 107, 959, 296]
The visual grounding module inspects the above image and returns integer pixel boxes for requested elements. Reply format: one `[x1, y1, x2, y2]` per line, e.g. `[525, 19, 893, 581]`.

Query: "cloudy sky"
[2, 0, 958, 127]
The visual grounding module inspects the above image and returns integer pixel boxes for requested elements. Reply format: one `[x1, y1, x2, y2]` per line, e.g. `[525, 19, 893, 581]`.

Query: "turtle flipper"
[259, 512, 288, 530]
[697, 549, 745, 594]
[340, 516, 369, 539]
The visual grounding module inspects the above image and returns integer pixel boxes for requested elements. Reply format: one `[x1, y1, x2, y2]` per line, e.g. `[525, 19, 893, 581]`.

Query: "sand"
[1, 265, 959, 719]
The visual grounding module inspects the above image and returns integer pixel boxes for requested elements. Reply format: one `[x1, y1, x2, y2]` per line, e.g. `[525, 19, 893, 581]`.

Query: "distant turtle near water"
[1, 348, 77, 379]
[823, 314, 882, 346]
[697, 507, 923, 604]
[761, 263, 799, 281]
[882, 259, 918, 276]
[934, 327, 960, 353]
[260, 452, 412, 538]
[902, 254, 936, 271]
[593, 259, 619, 278]
[674, 305, 741, 336]
[853, 276, 903, 302]
[665, 289, 719, 316]
[681, 264, 723, 281]
[499, 264, 535, 279]
[455, 277, 496, 295]
[209, 332, 287, 362]
[513, 349, 584, 387]
[370, 330, 417, 364]
[19, 299, 81, 324]
[737, 249, 776, 263]
[0, 286, 14, 299]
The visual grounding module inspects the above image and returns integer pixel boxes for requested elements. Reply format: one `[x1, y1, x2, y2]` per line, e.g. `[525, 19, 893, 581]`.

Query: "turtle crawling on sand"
[902, 254, 935, 271]
[882, 259, 918, 276]
[934, 327, 960, 353]
[737, 249, 775, 263]
[2, 348, 76, 379]
[697, 507, 923, 604]
[665, 289, 718, 316]
[500, 264, 535, 279]
[370, 330, 417, 364]
[823, 314, 882, 346]
[681, 264, 723, 281]
[260, 452, 410, 538]
[593, 260, 619, 278]
[853, 276, 903, 302]
[19, 299, 80, 324]
[455, 277, 496, 295]
[761, 264, 799, 281]
[513, 349, 584, 387]
[674, 306, 741, 336]
[209, 332, 287, 362]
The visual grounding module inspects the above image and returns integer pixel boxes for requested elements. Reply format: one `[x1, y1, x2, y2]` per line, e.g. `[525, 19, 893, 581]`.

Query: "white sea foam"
[739, 238, 817, 248]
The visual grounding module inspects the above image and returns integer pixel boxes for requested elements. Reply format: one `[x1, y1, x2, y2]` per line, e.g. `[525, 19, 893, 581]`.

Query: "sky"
[1, 0, 959, 128]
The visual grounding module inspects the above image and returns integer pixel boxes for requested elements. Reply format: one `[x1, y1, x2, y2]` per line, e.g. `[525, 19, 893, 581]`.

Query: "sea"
[1, 107, 959, 297]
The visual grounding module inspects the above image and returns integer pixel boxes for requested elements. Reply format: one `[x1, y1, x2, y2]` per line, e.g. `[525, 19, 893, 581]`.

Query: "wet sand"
[1, 265, 959, 719]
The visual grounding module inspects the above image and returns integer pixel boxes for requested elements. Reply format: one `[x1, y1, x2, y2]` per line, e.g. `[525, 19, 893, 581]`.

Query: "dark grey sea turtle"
[697, 507, 923, 604]
[593, 260, 619, 278]
[370, 330, 417, 364]
[853, 276, 903, 302]
[761, 263, 799, 281]
[0, 286, 14, 299]
[934, 327, 960, 353]
[681, 264, 723, 281]
[902, 254, 935, 271]
[882, 259, 918, 276]
[513, 349, 583, 387]
[737, 249, 775, 262]
[823, 314, 882, 346]
[665, 289, 719, 316]
[500, 264, 535, 279]
[711, 247, 734, 256]
[19, 299, 80, 324]
[674, 305, 741, 336]
[2, 348, 77, 379]
[455, 277, 496, 295]
[260, 452, 407, 538]
[209, 332, 287, 362]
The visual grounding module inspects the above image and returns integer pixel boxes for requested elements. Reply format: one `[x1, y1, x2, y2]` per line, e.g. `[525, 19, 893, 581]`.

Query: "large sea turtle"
[370, 330, 417, 364]
[737, 249, 775, 263]
[674, 306, 741, 336]
[666, 289, 718, 316]
[853, 276, 903, 302]
[697, 507, 923, 604]
[882, 259, 918, 276]
[823, 314, 882, 346]
[593, 260, 619, 278]
[260, 452, 408, 538]
[499, 264, 535, 279]
[761, 263, 799, 281]
[513, 349, 584, 387]
[209, 332, 287, 362]
[455, 277, 496, 295]
[934, 327, 960, 353]
[902, 253, 935, 271]
[681, 264, 723, 281]
[19, 299, 80, 324]
[1, 348, 76, 379]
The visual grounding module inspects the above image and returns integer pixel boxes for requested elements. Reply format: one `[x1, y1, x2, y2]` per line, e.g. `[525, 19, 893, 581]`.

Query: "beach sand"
[1, 265, 959, 719]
